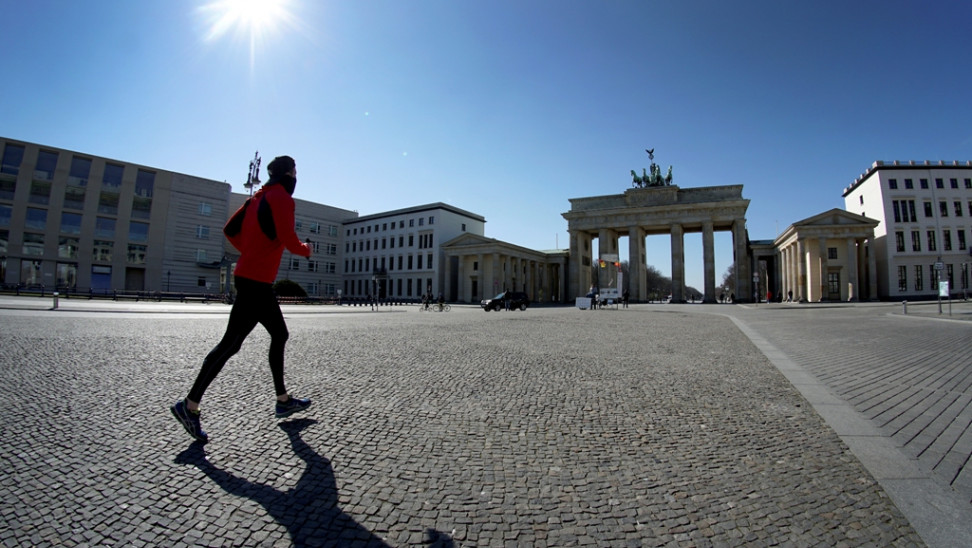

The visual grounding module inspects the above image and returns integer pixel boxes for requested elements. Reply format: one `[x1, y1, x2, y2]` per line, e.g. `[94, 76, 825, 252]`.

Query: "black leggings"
[188, 277, 289, 403]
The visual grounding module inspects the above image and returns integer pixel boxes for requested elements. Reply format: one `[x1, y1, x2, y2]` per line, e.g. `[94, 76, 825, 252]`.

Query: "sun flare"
[198, 0, 298, 68]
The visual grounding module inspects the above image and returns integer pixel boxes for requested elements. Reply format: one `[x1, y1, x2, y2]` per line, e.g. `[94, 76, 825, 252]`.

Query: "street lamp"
[243, 151, 261, 197]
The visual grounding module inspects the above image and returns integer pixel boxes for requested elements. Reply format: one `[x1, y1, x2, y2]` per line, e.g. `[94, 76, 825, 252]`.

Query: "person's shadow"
[175, 419, 453, 547]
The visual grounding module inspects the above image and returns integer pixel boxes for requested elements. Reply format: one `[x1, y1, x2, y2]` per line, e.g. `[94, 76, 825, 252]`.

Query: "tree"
[273, 279, 307, 298]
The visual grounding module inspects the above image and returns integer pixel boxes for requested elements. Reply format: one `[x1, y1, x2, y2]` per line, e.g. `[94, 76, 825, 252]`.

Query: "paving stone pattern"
[0, 307, 923, 547]
[731, 303, 972, 503]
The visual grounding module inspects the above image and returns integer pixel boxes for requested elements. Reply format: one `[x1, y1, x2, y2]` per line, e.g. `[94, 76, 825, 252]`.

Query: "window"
[911, 231, 921, 252]
[127, 245, 147, 264]
[827, 247, 838, 260]
[98, 191, 119, 215]
[95, 217, 115, 238]
[56, 262, 77, 289]
[69, 156, 91, 186]
[102, 163, 124, 189]
[935, 178, 944, 189]
[429, 216, 434, 225]
[0, 204, 10, 227]
[919, 179, 928, 189]
[34, 150, 58, 180]
[198, 277, 207, 287]
[914, 265, 922, 291]
[22, 233, 45, 256]
[0, 229, 7, 256]
[905, 179, 914, 189]
[63, 185, 85, 210]
[895, 231, 905, 252]
[939, 201, 948, 217]
[29, 181, 51, 205]
[408, 235, 414, 247]
[326, 243, 337, 255]
[21, 260, 42, 285]
[0, 177, 14, 200]
[25, 208, 47, 230]
[924, 202, 934, 217]
[427, 253, 433, 268]
[888, 179, 898, 189]
[1, 143, 25, 175]
[409, 219, 414, 227]
[418, 218, 424, 226]
[134, 170, 155, 198]
[58, 237, 79, 259]
[966, 178, 972, 189]
[950, 178, 959, 189]
[199, 202, 212, 216]
[927, 230, 937, 252]
[955, 201, 963, 217]
[462, 223, 466, 232]
[60, 212, 82, 235]
[325, 262, 336, 274]
[93, 241, 113, 262]
[307, 260, 319, 272]
[290, 258, 300, 270]
[128, 222, 149, 242]
[958, 230, 967, 251]
[195, 225, 210, 239]
[943, 230, 952, 251]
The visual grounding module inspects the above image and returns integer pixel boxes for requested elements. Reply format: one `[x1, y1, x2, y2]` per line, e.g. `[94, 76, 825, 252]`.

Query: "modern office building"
[342, 203, 485, 301]
[842, 161, 972, 300]
[0, 137, 233, 294]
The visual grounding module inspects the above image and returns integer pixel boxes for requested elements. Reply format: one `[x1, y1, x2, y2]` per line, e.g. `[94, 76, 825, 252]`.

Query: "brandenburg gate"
[562, 185, 752, 303]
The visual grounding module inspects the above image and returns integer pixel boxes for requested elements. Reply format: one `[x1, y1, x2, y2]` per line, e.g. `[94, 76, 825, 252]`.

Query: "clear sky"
[3, 0, 971, 290]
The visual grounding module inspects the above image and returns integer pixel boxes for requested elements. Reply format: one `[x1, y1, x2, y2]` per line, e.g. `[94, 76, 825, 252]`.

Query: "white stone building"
[842, 161, 972, 300]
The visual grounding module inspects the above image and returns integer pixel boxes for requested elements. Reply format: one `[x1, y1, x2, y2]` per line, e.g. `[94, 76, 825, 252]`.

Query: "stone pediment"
[441, 233, 493, 248]
[793, 208, 879, 229]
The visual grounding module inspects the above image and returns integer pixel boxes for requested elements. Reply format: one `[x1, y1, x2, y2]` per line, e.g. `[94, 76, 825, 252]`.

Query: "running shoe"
[275, 396, 312, 418]
[171, 399, 208, 442]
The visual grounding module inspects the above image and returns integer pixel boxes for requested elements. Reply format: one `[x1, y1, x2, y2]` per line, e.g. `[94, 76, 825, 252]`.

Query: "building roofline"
[842, 160, 972, 197]
[343, 202, 486, 224]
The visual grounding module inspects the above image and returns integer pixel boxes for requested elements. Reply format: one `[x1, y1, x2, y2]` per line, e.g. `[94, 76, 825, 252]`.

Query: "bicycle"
[431, 303, 451, 312]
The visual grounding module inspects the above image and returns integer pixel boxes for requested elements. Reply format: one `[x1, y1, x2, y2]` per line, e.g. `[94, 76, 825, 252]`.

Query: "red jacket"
[225, 183, 311, 284]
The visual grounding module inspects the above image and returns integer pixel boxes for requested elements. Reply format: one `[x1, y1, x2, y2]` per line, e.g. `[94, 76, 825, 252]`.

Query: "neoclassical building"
[751, 209, 879, 302]
[440, 233, 567, 303]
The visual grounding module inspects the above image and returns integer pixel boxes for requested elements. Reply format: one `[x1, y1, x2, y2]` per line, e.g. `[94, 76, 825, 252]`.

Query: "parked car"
[481, 291, 529, 311]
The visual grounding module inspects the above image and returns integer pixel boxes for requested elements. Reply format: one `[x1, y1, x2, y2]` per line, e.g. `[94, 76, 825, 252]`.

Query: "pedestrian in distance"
[171, 155, 313, 443]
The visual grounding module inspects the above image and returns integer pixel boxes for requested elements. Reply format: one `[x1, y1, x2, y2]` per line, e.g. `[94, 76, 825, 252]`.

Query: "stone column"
[568, 230, 583, 299]
[846, 238, 859, 302]
[628, 226, 646, 302]
[443, 252, 452, 302]
[867, 239, 878, 301]
[818, 238, 829, 301]
[732, 220, 750, 302]
[702, 221, 716, 303]
[796, 239, 807, 302]
[671, 223, 685, 302]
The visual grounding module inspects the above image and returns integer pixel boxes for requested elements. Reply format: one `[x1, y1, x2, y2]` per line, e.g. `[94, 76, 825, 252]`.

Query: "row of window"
[1, 229, 148, 265]
[896, 264, 970, 292]
[295, 219, 339, 237]
[347, 216, 436, 236]
[283, 257, 337, 274]
[347, 232, 434, 253]
[888, 177, 972, 190]
[891, 199, 972, 223]
[1, 143, 155, 196]
[894, 228, 969, 252]
[345, 253, 436, 274]
[344, 277, 433, 298]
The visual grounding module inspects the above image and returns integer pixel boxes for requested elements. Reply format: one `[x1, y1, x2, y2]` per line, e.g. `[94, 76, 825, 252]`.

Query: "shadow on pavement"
[175, 418, 453, 547]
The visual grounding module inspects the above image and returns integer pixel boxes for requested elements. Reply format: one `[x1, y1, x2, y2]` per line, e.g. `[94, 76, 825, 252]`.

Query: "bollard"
[902, 300, 907, 314]
[53, 292, 59, 310]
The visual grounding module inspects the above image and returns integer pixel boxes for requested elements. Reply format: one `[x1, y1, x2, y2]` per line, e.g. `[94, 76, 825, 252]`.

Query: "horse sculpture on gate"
[631, 148, 673, 188]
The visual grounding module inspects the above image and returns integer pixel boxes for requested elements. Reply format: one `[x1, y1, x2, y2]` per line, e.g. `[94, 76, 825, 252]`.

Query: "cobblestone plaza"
[1, 298, 969, 546]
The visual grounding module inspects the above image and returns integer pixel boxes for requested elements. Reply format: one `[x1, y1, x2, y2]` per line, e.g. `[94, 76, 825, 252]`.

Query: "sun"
[198, 0, 297, 68]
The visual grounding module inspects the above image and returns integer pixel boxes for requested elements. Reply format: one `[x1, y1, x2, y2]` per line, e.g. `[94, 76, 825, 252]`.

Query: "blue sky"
[3, 0, 971, 290]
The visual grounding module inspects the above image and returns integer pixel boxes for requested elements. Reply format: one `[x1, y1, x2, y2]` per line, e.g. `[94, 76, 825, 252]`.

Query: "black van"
[480, 291, 529, 311]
